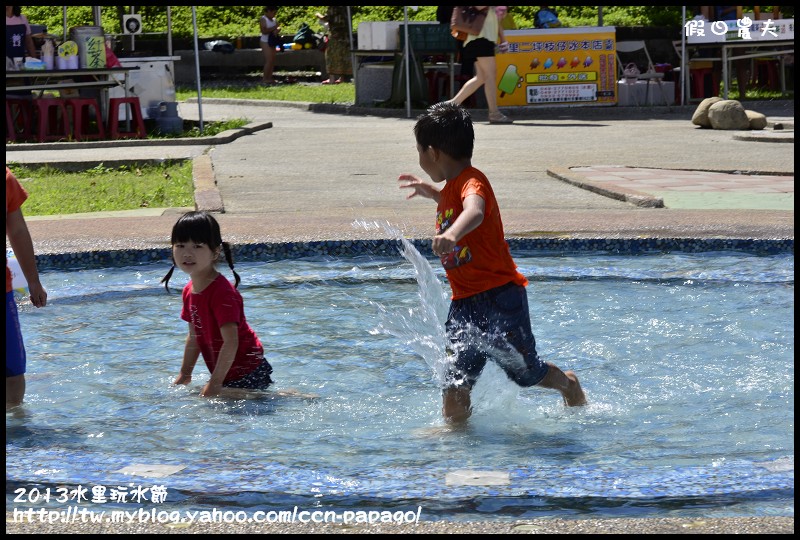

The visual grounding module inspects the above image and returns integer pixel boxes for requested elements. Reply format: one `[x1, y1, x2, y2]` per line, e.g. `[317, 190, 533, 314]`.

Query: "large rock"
[745, 109, 768, 130]
[708, 100, 750, 130]
[691, 96, 723, 128]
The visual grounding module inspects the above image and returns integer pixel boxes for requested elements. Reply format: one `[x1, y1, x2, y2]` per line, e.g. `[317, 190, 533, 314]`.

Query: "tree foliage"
[22, 6, 790, 41]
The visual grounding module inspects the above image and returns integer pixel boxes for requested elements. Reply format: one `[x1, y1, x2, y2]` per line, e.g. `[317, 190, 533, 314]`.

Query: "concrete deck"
[7, 99, 794, 258]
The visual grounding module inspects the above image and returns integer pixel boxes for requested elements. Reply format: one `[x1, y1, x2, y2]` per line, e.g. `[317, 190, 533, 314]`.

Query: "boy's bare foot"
[563, 370, 587, 407]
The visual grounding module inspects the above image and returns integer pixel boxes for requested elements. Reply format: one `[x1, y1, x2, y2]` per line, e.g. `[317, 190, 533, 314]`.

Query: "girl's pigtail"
[222, 242, 241, 289]
[161, 265, 176, 293]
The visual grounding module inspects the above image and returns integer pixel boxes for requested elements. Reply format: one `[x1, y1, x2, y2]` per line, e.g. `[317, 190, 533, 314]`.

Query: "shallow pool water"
[6, 246, 794, 521]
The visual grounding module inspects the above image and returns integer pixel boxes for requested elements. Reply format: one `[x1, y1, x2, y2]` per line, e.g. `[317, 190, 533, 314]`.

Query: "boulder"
[745, 109, 768, 130]
[708, 100, 750, 130]
[691, 96, 723, 128]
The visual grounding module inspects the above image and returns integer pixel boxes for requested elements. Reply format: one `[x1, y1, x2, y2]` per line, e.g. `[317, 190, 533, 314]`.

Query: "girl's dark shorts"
[461, 37, 496, 60]
[224, 358, 274, 390]
[444, 282, 548, 389]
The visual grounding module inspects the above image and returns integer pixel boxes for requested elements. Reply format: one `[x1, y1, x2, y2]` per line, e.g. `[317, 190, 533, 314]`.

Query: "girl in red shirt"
[161, 211, 272, 397]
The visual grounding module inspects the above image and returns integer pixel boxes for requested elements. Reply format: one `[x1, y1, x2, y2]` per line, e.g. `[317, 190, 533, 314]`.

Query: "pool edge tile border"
[32, 237, 795, 271]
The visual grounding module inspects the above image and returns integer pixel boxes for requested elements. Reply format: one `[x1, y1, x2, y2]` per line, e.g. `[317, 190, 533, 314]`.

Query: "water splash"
[393, 240, 585, 420]
[353, 220, 451, 386]
[395, 236, 452, 386]
[354, 222, 531, 409]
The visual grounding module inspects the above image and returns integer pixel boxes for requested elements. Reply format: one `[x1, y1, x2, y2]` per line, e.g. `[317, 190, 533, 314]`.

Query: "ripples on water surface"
[6, 250, 794, 520]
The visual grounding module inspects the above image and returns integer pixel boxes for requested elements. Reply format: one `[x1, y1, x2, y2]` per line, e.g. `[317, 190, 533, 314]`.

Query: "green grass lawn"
[9, 81, 356, 218]
[10, 162, 195, 216]
[151, 117, 250, 139]
[176, 81, 355, 104]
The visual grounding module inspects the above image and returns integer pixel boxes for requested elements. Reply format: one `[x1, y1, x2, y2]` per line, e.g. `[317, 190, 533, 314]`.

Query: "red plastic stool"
[6, 98, 34, 142]
[66, 97, 106, 141]
[107, 97, 146, 139]
[424, 71, 439, 105]
[424, 71, 452, 104]
[689, 67, 720, 99]
[434, 71, 453, 102]
[753, 59, 779, 90]
[33, 98, 70, 142]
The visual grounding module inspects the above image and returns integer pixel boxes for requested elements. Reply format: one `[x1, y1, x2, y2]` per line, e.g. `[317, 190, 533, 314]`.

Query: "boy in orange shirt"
[398, 102, 586, 423]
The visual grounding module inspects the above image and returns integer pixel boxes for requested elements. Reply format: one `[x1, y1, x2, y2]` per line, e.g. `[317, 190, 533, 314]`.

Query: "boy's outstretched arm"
[398, 174, 441, 203]
[432, 194, 485, 257]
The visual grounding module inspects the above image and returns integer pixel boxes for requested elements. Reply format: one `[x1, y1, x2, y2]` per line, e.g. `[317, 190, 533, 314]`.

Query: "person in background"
[753, 6, 782, 20]
[6, 5, 36, 63]
[6, 5, 37, 98]
[398, 102, 587, 423]
[259, 6, 280, 85]
[6, 166, 48, 409]
[438, 6, 475, 84]
[318, 6, 352, 84]
[496, 6, 517, 30]
[447, 6, 512, 124]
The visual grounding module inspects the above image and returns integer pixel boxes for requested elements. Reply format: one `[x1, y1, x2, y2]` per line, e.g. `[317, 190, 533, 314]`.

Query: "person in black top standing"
[6, 5, 36, 66]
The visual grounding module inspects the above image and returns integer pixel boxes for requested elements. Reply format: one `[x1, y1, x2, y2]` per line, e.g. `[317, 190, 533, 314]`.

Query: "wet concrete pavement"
[6, 98, 795, 256]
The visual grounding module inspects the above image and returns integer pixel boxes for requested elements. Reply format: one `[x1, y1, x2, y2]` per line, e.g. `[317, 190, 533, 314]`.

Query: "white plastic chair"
[616, 40, 671, 108]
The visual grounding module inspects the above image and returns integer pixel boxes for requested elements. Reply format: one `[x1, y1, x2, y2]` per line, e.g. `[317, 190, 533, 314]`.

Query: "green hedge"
[23, 6, 791, 41]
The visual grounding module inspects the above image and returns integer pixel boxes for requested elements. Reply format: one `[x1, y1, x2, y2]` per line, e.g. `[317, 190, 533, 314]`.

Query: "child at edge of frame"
[6, 166, 48, 410]
[397, 101, 587, 424]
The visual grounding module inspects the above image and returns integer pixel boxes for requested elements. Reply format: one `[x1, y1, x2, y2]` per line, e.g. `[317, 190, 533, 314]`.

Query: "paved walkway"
[6, 99, 795, 256]
[554, 165, 793, 210]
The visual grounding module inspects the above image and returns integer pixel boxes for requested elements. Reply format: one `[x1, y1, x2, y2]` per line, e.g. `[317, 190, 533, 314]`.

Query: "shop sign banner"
[497, 27, 617, 107]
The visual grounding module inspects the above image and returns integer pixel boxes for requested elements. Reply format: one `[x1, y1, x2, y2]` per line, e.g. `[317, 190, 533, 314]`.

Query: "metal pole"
[346, 6, 355, 83]
[404, 6, 411, 118]
[129, 6, 135, 53]
[192, 6, 203, 133]
[167, 6, 173, 57]
[681, 6, 686, 106]
[721, 45, 728, 99]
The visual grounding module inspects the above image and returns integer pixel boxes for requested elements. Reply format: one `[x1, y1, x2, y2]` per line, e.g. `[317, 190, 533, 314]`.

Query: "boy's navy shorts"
[444, 282, 549, 389]
[224, 358, 274, 390]
[6, 291, 27, 377]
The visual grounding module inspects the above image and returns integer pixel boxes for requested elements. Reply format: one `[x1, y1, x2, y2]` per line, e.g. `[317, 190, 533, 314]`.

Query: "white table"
[617, 80, 675, 107]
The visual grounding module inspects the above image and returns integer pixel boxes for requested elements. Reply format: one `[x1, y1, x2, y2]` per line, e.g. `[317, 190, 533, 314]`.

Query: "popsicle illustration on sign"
[498, 64, 524, 97]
